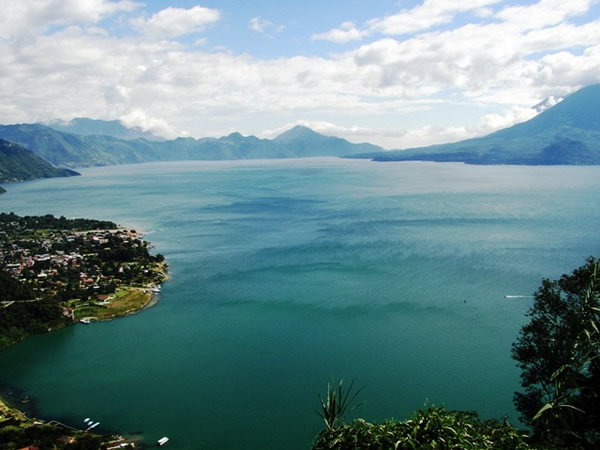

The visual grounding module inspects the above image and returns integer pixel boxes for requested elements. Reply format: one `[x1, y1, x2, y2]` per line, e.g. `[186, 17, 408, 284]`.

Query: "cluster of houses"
[1, 228, 145, 300]
[4, 252, 83, 278]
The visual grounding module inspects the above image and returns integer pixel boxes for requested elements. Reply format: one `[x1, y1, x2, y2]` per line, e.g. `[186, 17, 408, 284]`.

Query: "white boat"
[88, 422, 100, 429]
[157, 436, 169, 446]
[80, 318, 91, 324]
[84, 418, 91, 423]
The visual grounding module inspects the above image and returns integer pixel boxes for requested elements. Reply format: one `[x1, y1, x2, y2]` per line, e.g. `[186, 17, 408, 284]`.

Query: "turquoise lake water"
[1, 158, 599, 449]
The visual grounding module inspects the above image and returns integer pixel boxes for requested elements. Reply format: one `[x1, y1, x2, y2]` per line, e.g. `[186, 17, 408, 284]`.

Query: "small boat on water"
[80, 318, 91, 324]
[84, 418, 91, 424]
[88, 422, 100, 430]
[157, 436, 169, 446]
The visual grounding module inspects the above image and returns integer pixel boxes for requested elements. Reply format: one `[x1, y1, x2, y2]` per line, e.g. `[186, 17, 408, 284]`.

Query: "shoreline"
[0, 392, 140, 448]
[75, 261, 169, 324]
[0, 216, 168, 447]
[0, 267, 168, 448]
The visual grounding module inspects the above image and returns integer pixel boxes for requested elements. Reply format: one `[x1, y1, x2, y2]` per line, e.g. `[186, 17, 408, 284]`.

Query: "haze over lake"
[1, 158, 599, 449]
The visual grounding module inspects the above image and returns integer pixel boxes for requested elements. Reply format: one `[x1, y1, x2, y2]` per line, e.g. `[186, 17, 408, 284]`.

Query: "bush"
[313, 405, 533, 449]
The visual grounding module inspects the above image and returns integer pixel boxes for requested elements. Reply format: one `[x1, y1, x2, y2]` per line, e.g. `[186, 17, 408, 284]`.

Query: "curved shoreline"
[0, 269, 169, 448]
[0, 216, 168, 447]
[0, 393, 139, 448]
[76, 262, 169, 323]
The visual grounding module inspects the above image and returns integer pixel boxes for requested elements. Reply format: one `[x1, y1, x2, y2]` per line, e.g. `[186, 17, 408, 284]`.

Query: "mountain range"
[0, 84, 599, 185]
[353, 84, 600, 165]
[0, 123, 382, 169]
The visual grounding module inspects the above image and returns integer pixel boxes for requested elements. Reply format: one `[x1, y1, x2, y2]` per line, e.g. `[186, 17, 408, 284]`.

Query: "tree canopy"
[512, 257, 600, 448]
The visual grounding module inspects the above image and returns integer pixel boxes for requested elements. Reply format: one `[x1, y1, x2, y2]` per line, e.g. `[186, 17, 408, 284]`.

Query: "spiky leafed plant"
[317, 378, 365, 430]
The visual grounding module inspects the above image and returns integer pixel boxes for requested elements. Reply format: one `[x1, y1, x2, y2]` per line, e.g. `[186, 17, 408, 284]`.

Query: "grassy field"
[73, 287, 152, 321]
[72, 261, 167, 322]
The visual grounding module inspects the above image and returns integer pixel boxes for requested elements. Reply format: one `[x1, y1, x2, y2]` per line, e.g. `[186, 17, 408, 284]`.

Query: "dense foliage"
[0, 212, 116, 231]
[0, 397, 109, 450]
[512, 257, 600, 448]
[313, 406, 533, 450]
[0, 297, 68, 350]
[0, 423, 105, 449]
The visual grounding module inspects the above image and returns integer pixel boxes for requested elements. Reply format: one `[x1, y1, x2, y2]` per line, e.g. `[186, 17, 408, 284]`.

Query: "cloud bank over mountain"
[1, 0, 599, 149]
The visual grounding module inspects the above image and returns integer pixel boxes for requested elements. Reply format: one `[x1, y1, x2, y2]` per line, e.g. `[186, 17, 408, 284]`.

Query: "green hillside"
[0, 139, 80, 183]
[354, 84, 600, 165]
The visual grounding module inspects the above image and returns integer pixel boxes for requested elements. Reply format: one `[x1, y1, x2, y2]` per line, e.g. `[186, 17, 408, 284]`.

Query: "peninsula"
[0, 212, 167, 350]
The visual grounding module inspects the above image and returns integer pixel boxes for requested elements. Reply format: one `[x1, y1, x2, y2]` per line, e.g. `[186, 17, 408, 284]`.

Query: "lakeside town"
[0, 212, 167, 349]
[0, 212, 167, 448]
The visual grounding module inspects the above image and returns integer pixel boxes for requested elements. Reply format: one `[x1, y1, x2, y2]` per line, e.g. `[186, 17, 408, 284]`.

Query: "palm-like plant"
[317, 378, 365, 430]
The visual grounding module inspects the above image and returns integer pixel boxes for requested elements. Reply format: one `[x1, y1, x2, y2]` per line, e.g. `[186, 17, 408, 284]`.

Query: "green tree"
[512, 257, 600, 448]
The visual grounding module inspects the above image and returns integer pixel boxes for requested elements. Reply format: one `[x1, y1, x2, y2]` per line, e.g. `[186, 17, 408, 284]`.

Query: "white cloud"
[311, 22, 370, 43]
[119, 108, 177, 138]
[369, 0, 502, 36]
[313, 0, 503, 43]
[497, 0, 593, 31]
[474, 7, 495, 18]
[249, 16, 285, 36]
[132, 6, 220, 38]
[477, 106, 538, 134]
[0, 0, 142, 39]
[249, 16, 272, 33]
[533, 95, 563, 112]
[1, 0, 599, 149]
[346, 0, 600, 102]
[249, 16, 278, 33]
[396, 125, 474, 148]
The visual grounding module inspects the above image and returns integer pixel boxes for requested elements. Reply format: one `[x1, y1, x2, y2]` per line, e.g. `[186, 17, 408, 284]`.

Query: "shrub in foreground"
[313, 405, 533, 450]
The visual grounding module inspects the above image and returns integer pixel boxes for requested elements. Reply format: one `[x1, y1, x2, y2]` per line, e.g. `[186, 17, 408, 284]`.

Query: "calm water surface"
[1, 158, 599, 449]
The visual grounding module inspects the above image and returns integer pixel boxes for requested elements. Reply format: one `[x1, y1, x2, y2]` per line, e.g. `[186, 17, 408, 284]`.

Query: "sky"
[1, 0, 599, 149]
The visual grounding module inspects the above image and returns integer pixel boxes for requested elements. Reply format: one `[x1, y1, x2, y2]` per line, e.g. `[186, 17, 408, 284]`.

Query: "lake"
[1, 158, 599, 449]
